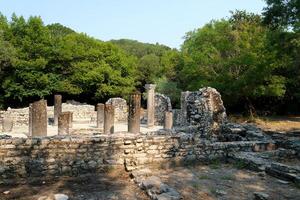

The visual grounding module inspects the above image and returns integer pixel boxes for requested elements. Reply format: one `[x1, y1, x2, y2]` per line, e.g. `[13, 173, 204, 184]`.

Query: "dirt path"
[148, 164, 300, 200]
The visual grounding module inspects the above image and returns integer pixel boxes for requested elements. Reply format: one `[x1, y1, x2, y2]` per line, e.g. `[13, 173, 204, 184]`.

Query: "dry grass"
[228, 114, 300, 132]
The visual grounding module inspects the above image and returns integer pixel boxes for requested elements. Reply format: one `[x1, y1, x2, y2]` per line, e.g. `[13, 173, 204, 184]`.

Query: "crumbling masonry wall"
[154, 93, 172, 125]
[0, 132, 273, 182]
[184, 87, 227, 136]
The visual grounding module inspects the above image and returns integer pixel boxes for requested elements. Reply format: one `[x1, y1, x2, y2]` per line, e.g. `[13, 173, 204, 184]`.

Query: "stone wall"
[62, 102, 96, 122]
[0, 131, 273, 182]
[185, 87, 227, 137]
[106, 98, 128, 122]
[154, 93, 172, 125]
[172, 109, 182, 127]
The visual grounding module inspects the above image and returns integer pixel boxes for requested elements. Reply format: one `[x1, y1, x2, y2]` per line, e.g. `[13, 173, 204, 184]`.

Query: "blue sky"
[0, 0, 266, 48]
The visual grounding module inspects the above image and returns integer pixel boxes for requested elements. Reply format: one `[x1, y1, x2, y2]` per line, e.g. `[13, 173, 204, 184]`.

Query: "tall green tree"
[181, 11, 286, 115]
[263, 0, 300, 31]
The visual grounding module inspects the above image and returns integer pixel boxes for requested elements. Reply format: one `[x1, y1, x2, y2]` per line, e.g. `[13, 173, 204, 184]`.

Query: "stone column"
[104, 104, 114, 134]
[180, 91, 190, 125]
[2, 117, 13, 132]
[30, 99, 47, 137]
[65, 111, 73, 128]
[28, 103, 32, 136]
[54, 94, 62, 126]
[145, 84, 156, 128]
[128, 92, 141, 133]
[96, 103, 104, 128]
[58, 112, 70, 135]
[164, 111, 173, 130]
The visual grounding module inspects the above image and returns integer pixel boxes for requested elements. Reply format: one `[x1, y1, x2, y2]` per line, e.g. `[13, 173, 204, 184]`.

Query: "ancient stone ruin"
[106, 97, 128, 122]
[183, 87, 227, 137]
[0, 84, 299, 200]
[154, 93, 172, 125]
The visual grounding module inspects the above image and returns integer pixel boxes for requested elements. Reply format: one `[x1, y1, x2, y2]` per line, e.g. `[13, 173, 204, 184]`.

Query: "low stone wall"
[0, 131, 273, 182]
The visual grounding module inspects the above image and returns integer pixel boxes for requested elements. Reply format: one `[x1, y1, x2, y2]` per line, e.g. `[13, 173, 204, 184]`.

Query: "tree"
[0, 13, 138, 107]
[47, 23, 75, 38]
[54, 33, 137, 100]
[262, 1, 300, 113]
[181, 11, 286, 115]
[137, 54, 161, 86]
[263, 0, 300, 31]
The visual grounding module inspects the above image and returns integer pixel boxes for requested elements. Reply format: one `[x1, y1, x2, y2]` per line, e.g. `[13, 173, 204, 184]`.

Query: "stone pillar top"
[97, 103, 105, 108]
[145, 84, 156, 91]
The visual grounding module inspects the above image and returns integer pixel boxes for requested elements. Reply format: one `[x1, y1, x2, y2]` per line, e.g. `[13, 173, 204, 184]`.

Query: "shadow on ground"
[0, 168, 149, 200]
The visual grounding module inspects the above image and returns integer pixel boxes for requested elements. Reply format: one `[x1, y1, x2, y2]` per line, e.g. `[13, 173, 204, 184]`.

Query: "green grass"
[197, 174, 211, 180]
[209, 187, 218, 196]
[220, 174, 236, 181]
[233, 160, 248, 169]
[209, 159, 221, 169]
[192, 183, 202, 190]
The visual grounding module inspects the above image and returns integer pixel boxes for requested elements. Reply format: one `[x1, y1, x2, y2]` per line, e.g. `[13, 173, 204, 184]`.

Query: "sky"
[0, 0, 266, 48]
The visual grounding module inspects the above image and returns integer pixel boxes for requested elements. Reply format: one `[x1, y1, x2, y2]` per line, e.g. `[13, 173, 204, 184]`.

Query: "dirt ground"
[1, 164, 300, 200]
[0, 168, 149, 200]
[148, 163, 300, 200]
[229, 115, 300, 132]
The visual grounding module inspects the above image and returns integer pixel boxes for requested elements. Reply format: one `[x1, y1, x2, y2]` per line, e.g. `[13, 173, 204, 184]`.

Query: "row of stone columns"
[26, 85, 172, 137]
[96, 92, 141, 134]
[27, 96, 73, 137]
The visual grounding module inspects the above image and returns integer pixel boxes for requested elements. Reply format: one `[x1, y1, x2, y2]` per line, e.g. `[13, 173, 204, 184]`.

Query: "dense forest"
[0, 0, 299, 116]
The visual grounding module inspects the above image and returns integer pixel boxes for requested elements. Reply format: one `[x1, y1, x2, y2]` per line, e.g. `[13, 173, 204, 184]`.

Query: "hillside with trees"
[0, 0, 299, 116]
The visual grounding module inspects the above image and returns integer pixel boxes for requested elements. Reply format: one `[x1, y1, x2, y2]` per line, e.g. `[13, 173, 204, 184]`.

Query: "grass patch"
[209, 187, 218, 196]
[197, 174, 211, 180]
[233, 160, 248, 169]
[209, 159, 221, 169]
[220, 174, 235, 181]
[192, 183, 202, 190]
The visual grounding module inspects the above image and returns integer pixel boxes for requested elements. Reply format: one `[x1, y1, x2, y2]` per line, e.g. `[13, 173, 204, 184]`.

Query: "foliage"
[0, 14, 137, 107]
[110, 39, 171, 58]
[263, 0, 300, 31]
[180, 11, 286, 114]
[0, 7, 299, 115]
[155, 77, 181, 107]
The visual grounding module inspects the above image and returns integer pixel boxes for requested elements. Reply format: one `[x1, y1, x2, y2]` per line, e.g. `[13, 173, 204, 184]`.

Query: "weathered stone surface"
[131, 169, 181, 200]
[128, 93, 141, 134]
[180, 91, 191, 126]
[58, 112, 70, 135]
[30, 99, 47, 137]
[254, 192, 269, 200]
[104, 104, 114, 134]
[54, 95, 62, 126]
[106, 98, 127, 122]
[164, 111, 173, 130]
[0, 133, 273, 182]
[54, 194, 69, 200]
[172, 109, 182, 127]
[2, 117, 13, 132]
[155, 93, 172, 125]
[220, 123, 270, 142]
[67, 111, 73, 128]
[185, 87, 227, 137]
[96, 103, 104, 128]
[145, 84, 156, 127]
